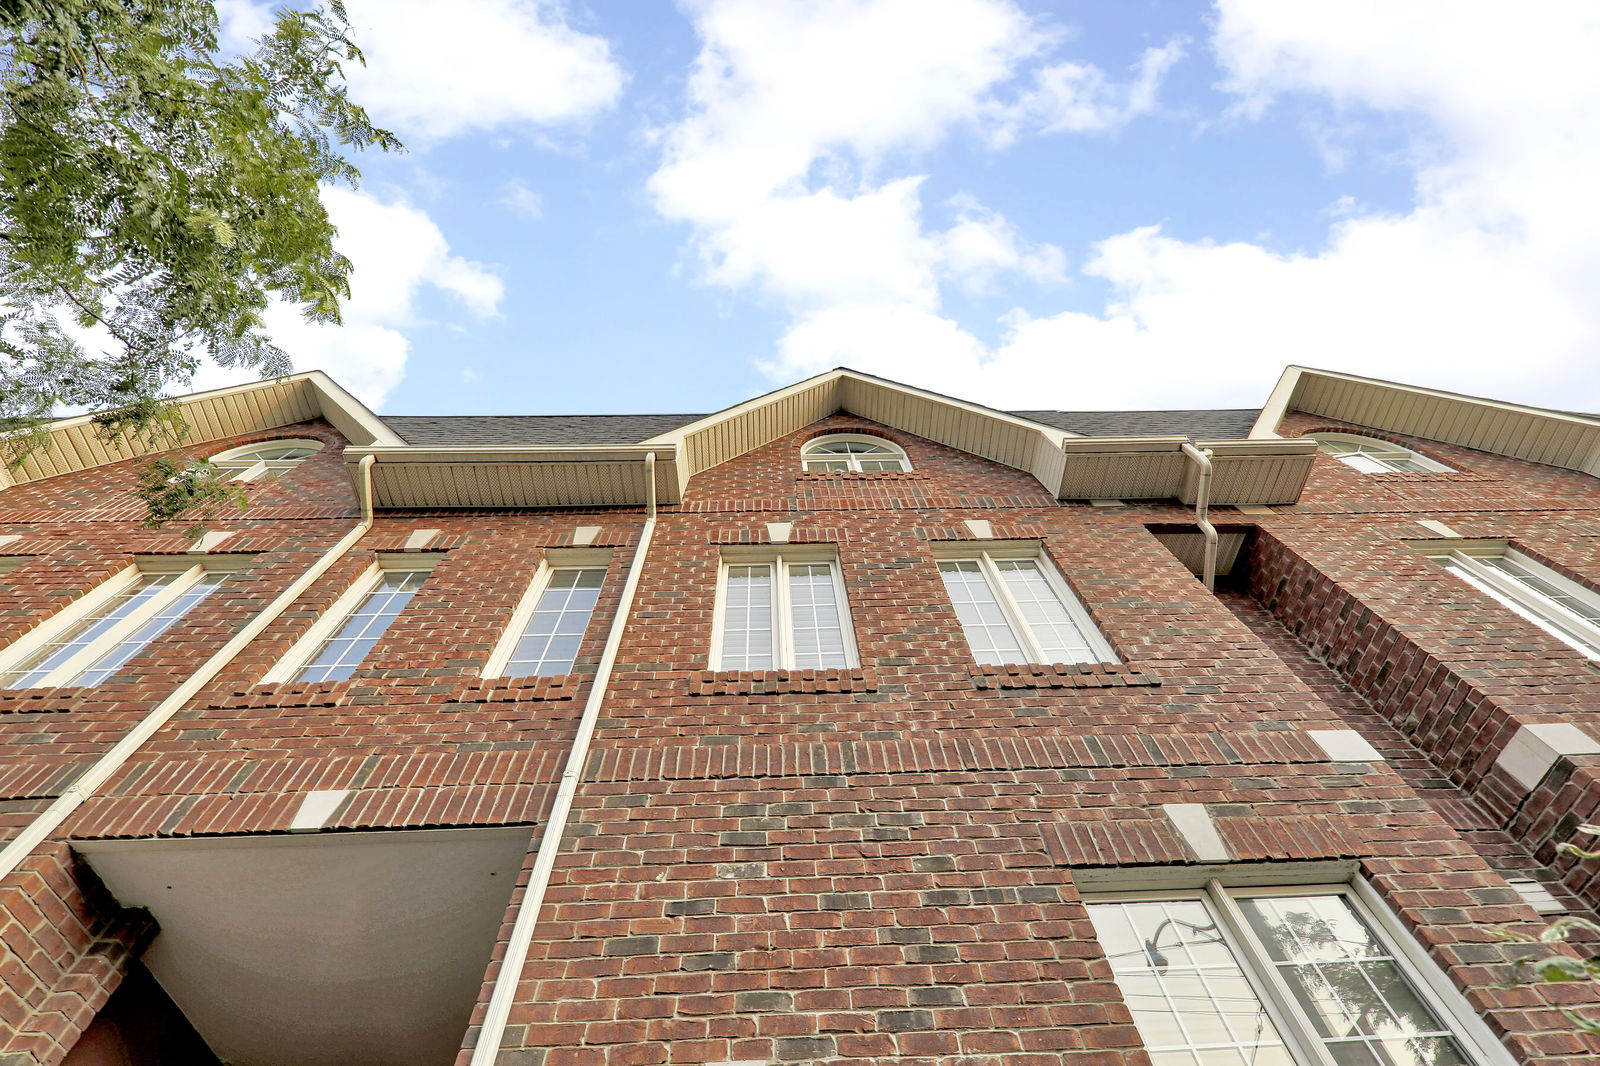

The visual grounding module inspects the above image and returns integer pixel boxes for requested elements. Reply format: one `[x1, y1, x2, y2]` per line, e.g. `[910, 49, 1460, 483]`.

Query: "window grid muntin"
[501, 567, 606, 678]
[211, 439, 323, 481]
[938, 551, 1115, 666]
[0, 564, 231, 689]
[66, 572, 227, 687]
[1091, 883, 1496, 1066]
[938, 560, 1026, 665]
[1308, 434, 1451, 474]
[291, 567, 430, 684]
[801, 434, 910, 473]
[1438, 549, 1600, 659]
[713, 554, 856, 671]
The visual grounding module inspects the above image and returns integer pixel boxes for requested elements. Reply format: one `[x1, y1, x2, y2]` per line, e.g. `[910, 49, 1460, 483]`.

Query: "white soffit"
[76, 827, 530, 1066]
[3, 371, 400, 488]
[346, 445, 681, 509]
[1251, 366, 1600, 475]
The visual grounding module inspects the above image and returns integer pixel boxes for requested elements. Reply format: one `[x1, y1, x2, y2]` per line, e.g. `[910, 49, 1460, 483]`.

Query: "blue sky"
[212, 1, 1600, 418]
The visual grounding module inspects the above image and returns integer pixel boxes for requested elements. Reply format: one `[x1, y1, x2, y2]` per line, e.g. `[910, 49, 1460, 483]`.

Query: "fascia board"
[1291, 366, 1600, 429]
[15, 371, 320, 439]
[836, 370, 1076, 443]
[636, 369, 847, 446]
[1060, 436, 1188, 454]
[303, 371, 405, 446]
[1249, 365, 1305, 439]
[347, 444, 677, 464]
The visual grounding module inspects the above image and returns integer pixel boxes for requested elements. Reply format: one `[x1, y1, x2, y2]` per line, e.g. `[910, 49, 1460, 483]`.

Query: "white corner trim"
[765, 522, 793, 543]
[1307, 730, 1384, 762]
[571, 525, 601, 547]
[188, 530, 236, 553]
[288, 789, 352, 832]
[1495, 723, 1600, 791]
[403, 528, 442, 550]
[1162, 803, 1231, 862]
[963, 519, 993, 539]
[1416, 520, 1463, 538]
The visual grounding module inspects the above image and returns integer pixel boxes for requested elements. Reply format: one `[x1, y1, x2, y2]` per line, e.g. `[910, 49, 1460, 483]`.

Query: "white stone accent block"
[765, 522, 793, 543]
[571, 525, 601, 546]
[1496, 723, 1600, 791]
[1308, 730, 1384, 762]
[1162, 803, 1231, 862]
[189, 530, 235, 552]
[289, 789, 352, 832]
[1416, 519, 1463, 538]
[404, 528, 442, 550]
[963, 519, 993, 539]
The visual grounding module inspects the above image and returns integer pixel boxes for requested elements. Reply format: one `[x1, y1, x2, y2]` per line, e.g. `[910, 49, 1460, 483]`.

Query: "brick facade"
[0, 392, 1598, 1066]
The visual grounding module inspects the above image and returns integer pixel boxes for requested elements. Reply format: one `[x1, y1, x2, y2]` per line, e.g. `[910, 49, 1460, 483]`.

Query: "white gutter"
[0, 455, 379, 885]
[467, 452, 659, 1066]
[1180, 442, 1218, 591]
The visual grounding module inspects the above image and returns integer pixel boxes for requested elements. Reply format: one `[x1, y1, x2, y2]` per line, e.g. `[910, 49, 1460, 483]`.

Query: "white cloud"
[745, 1, 1600, 412]
[651, 0, 1185, 404]
[221, 0, 624, 141]
[189, 188, 503, 409]
[499, 179, 545, 220]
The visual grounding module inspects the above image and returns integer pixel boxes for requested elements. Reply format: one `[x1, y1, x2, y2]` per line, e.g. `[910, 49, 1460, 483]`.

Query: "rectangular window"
[1087, 882, 1505, 1066]
[712, 550, 856, 671]
[1422, 543, 1600, 659]
[934, 545, 1115, 666]
[484, 554, 609, 679]
[0, 557, 246, 689]
[267, 557, 436, 684]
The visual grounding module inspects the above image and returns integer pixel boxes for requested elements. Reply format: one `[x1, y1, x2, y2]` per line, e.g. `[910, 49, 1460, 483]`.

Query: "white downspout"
[1180, 442, 1218, 591]
[0, 455, 379, 884]
[468, 452, 659, 1066]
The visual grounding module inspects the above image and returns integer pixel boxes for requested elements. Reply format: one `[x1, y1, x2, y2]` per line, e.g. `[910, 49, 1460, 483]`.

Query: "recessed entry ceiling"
[76, 827, 532, 1066]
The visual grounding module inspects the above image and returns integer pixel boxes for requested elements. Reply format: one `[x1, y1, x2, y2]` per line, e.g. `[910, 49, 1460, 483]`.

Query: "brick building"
[1, 364, 1599, 1066]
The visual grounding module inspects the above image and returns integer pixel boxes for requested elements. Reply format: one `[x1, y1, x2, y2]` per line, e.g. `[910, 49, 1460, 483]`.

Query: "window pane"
[1442, 556, 1600, 657]
[0, 573, 181, 688]
[719, 564, 774, 670]
[995, 559, 1100, 664]
[787, 563, 848, 669]
[1237, 895, 1471, 1066]
[1482, 555, 1600, 626]
[293, 569, 429, 684]
[1088, 900, 1295, 1066]
[66, 573, 227, 687]
[939, 561, 1024, 665]
[503, 568, 604, 678]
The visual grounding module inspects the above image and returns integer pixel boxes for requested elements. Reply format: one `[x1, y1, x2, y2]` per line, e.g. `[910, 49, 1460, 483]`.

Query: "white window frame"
[931, 541, 1118, 666]
[1414, 540, 1600, 659]
[0, 555, 250, 689]
[263, 554, 438, 684]
[483, 548, 611, 679]
[709, 546, 859, 671]
[1308, 432, 1453, 473]
[800, 433, 912, 473]
[1085, 875, 1515, 1066]
[209, 438, 325, 482]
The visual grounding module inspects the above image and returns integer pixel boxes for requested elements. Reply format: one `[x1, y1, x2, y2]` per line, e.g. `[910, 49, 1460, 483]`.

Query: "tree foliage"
[0, 0, 396, 524]
[1502, 825, 1600, 1034]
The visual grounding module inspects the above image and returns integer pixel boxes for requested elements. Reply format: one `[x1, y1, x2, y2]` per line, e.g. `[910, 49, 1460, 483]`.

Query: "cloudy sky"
[215, 0, 1600, 418]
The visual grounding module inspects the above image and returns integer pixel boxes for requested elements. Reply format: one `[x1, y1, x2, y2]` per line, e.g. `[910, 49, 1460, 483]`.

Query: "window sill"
[970, 662, 1160, 690]
[689, 667, 877, 695]
[460, 673, 581, 703]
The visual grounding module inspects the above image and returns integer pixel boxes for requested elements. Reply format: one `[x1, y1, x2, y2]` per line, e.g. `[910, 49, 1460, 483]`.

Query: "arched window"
[1306, 432, 1453, 473]
[801, 434, 911, 472]
[210, 439, 324, 481]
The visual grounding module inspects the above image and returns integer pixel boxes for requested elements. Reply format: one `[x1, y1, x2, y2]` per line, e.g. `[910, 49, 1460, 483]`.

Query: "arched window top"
[801, 434, 911, 473]
[1307, 432, 1453, 474]
[210, 439, 324, 481]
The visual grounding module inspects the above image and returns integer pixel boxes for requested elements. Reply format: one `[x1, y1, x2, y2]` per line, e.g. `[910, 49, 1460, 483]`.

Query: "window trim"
[800, 433, 911, 473]
[209, 438, 325, 482]
[482, 548, 612, 679]
[1414, 540, 1600, 659]
[0, 555, 251, 689]
[709, 546, 859, 671]
[1086, 876, 1515, 1066]
[931, 541, 1118, 666]
[1307, 432, 1453, 473]
[263, 554, 439, 684]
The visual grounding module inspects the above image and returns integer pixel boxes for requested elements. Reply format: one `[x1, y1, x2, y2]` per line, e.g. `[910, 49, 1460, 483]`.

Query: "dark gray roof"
[384, 408, 1262, 446]
[1010, 409, 1261, 439]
